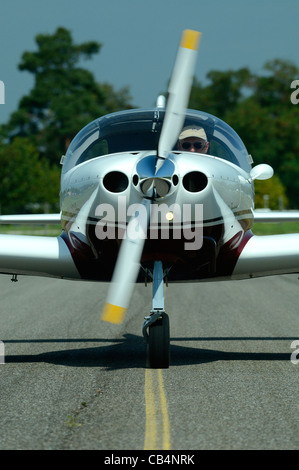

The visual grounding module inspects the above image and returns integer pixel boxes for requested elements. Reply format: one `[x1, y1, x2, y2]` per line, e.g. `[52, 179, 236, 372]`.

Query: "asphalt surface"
[0, 272, 298, 450]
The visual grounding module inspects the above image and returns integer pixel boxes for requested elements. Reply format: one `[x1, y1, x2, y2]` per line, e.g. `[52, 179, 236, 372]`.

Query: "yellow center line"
[157, 369, 171, 450]
[144, 368, 157, 450]
[144, 369, 171, 450]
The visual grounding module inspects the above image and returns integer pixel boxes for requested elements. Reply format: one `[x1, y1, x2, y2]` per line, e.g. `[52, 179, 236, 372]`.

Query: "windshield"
[62, 108, 252, 173]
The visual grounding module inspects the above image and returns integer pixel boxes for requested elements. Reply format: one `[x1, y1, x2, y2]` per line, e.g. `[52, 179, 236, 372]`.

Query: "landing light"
[166, 211, 174, 221]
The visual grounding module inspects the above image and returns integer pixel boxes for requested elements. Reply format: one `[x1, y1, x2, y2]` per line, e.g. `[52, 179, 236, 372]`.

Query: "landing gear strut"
[143, 261, 170, 368]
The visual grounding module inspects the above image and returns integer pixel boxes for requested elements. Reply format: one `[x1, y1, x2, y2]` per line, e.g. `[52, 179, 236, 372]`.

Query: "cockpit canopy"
[62, 108, 252, 173]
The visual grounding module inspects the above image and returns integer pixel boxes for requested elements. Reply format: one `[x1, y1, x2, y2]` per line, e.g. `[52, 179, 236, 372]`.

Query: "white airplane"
[1, 30, 299, 368]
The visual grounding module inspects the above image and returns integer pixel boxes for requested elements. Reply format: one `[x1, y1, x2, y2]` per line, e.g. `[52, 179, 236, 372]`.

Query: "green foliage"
[254, 174, 288, 209]
[253, 221, 299, 235]
[190, 68, 252, 116]
[0, 138, 60, 214]
[189, 58, 299, 208]
[18, 27, 100, 74]
[1, 27, 132, 164]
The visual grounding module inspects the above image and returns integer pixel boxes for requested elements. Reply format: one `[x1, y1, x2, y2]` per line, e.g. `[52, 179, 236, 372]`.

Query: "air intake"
[103, 171, 129, 193]
[183, 171, 208, 193]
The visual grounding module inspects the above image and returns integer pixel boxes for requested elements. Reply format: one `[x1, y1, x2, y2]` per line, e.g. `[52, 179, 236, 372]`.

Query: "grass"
[0, 224, 62, 236]
[252, 222, 299, 235]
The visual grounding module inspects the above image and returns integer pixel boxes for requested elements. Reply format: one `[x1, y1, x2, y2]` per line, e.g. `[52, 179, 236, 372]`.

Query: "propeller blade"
[101, 199, 150, 324]
[157, 29, 201, 168]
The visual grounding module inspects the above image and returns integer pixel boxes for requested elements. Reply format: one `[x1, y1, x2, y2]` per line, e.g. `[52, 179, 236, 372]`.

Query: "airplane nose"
[133, 155, 177, 198]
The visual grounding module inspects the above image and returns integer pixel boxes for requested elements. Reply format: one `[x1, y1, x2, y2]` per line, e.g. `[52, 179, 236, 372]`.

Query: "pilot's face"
[178, 137, 208, 153]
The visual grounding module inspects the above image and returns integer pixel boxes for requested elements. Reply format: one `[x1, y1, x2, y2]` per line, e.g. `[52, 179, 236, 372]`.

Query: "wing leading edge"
[233, 233, 299, 279]
[0, 234, 80, 279]
[0, 213, 61, 224]
[253, 210, 299, 223]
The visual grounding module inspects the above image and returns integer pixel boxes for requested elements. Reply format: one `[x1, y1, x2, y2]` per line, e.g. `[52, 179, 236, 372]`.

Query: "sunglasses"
[181, 141, 206, 150]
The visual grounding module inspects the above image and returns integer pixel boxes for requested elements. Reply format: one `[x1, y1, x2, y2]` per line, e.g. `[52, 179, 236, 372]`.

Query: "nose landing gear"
[142, 261, 170, 368]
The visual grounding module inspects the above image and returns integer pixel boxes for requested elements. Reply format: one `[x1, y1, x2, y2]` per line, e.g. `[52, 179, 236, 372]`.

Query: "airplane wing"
[0, 213, 77, 279]
[0, 213, 61, 224]
[236, 211, 299, 278]
[0, 233, 80, 279]
[253, 210, 299, 222]
[233, 232, 299, 279]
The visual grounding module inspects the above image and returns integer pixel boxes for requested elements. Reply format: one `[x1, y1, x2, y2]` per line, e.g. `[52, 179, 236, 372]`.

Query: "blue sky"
[0, 0, 298, 123]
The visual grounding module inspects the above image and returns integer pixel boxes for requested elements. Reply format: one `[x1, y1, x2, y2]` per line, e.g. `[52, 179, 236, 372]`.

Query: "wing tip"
[101, 303, 127, 324]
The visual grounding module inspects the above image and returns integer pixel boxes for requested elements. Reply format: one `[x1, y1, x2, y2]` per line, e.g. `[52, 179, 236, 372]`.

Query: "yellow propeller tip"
[181, 30, 201, 50]
[101, 303, 127, 324]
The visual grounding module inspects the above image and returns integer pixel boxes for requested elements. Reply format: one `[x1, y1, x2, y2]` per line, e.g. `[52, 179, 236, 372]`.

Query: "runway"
[0, 273, 298, 449]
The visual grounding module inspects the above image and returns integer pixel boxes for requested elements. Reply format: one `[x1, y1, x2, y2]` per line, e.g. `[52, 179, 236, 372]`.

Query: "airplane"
[1, 29, 299, 368]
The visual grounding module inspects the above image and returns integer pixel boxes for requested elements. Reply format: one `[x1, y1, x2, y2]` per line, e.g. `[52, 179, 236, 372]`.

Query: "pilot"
[177, 125, 209, 154]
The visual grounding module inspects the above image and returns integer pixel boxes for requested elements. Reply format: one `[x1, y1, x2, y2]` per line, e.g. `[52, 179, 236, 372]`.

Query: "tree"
[254, 174, 288, 210]
[252, 59, 299, 112]
[0, 138, 60, 214]
[189, 59, 299, 207]
[226, 101, 270, 162]
[2, 27, 132, 164]
[189, 68, 252, 118]
[0, 27, 134, 214]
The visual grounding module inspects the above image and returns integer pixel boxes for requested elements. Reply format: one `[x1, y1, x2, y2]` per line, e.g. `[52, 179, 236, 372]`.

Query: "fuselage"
[59, 107, 255, 282]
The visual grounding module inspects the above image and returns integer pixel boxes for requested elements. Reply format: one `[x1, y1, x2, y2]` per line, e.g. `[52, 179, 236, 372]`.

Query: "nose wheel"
[143, 261, 170, 368]
[147, 312, 170, 368]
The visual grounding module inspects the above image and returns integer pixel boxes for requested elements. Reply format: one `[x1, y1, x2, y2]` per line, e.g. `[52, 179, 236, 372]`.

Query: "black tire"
[147, 312, 170, 368]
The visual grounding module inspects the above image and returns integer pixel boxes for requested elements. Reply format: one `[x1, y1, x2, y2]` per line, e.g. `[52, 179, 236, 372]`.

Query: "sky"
[0, 0, 298, 124]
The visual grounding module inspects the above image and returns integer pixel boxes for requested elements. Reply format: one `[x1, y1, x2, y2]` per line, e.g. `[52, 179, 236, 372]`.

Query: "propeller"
[101, 29, 201, 324]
